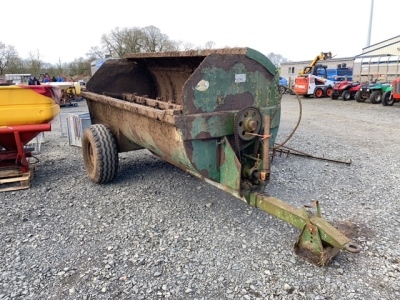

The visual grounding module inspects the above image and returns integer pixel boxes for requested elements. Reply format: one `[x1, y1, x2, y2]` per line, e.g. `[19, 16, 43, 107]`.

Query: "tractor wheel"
[82, 124, 119, 183]
[324, 87, 333, 98]
[314, 88, 324, 98]
[382, 91, 394, 106]
[355, 91, 365, 102]
[341, 90, 352, 101]
[330, 93, 339, 100]
[369, 91, 382, 104]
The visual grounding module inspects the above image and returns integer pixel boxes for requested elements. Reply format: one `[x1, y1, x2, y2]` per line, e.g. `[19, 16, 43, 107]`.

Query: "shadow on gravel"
[334, 219, 375, 240]
[114, 151, 185, 184]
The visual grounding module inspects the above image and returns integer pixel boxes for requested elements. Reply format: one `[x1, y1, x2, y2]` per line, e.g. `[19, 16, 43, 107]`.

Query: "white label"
[235, 74, 246, 83]
[195, 80, 209, 91]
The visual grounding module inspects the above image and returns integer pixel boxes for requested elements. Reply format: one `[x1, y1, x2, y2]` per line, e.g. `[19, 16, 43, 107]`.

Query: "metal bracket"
[293, 222, 340, 266]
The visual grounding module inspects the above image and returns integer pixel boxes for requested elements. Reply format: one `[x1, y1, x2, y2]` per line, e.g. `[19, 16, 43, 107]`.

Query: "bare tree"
[86, 46, 106, 60]
[26, 50, 43, 75]
[55, 58, 64, 76]
[267, 52, 289, 68]
[124, 27, 145, 53]
[101, 27, 129, 57]
[96, 25, 180, 58]
[141, 26, 174, 52]
[0, 42, 18, 75]
[203, 41, 216, 49]
[7, 56, 25, 74]
[179, 41, 195, 51]
[99, 26, 145, 58]
[68, 57, 91, 78]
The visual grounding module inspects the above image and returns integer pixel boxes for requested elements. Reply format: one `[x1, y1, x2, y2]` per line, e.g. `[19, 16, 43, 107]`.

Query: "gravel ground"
[1, 95, 399, 300]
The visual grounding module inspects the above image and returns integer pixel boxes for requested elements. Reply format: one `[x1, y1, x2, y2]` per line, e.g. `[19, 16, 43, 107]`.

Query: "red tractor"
[330, 79, 361, 101]
[382, 77, 400, 106]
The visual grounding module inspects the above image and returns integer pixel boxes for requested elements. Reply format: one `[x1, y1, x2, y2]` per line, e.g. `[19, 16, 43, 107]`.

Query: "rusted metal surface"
[124, 48, 250, 59]
[119, 93, 183, 110]
[85, 47, 280, 183]
[293, 223, 341, 266]
[273, 145, 352, 165]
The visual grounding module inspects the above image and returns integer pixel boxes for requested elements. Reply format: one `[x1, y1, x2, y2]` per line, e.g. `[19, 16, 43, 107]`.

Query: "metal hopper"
[80, 48, 360, 266]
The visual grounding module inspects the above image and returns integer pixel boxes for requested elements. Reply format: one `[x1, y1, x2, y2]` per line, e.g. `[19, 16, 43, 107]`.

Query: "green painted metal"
[250, 193, 351, 250]
[219, 137, 241, 191]
[245, 48, 277, 76]
[190, 139, 219, 181]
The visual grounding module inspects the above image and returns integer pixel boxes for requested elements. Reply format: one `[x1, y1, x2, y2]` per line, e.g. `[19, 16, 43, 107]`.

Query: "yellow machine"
[0, 84, 62, 191]
[299, 52, 332, 76]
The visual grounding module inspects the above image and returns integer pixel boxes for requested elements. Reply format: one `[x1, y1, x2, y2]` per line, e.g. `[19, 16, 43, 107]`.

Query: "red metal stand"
[0, 123, 51, 173]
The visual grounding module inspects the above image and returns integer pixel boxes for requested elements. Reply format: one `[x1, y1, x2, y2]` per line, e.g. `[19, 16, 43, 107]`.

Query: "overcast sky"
[2, 0, 399, 64]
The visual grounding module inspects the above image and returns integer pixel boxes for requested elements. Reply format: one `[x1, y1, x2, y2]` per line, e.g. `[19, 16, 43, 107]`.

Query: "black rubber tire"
[369, 90, 382, 104]
[278, 86, 286, 94]
[82, 124, 119, 183]
[342, 90, 351, 101]
[382, 91, 394, 106]
[355, 91, 365, 102]
[330, 93, 339, 100]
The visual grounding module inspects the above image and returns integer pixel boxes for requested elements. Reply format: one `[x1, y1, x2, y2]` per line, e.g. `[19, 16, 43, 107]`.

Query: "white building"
[280, 35, 400, 86]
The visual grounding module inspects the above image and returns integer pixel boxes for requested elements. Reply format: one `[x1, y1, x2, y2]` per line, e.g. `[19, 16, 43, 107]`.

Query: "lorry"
[294, 52, 335, 98]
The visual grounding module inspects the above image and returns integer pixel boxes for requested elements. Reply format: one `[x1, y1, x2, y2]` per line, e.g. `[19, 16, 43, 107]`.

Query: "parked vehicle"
[353, 56, 400, 83]
[294, 65, 335, 98]
[355, 81, 392, 104]
[278, 76, 288, 94]
[330, 79, 360, 100]
[294, 52, 335, 98]
[382, 77, 400, 106]
[317, 66, 353, 83]
[4, 74, 32, 84]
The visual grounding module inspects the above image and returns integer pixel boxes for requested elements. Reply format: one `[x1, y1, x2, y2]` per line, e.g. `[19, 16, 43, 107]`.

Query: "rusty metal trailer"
[80, 48, 360, 266]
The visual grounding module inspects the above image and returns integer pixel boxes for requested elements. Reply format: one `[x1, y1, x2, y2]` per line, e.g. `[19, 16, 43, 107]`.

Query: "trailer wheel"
[82, 124, 119, 183]
[341, 90, 351, 101]
[355, 91, 365, 102]
[382, 91, 394, 106]
[369, 91, 382, 104]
